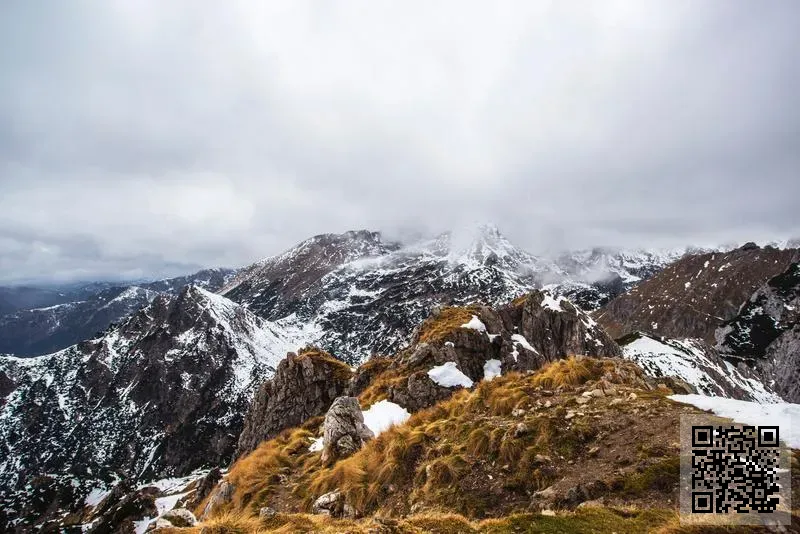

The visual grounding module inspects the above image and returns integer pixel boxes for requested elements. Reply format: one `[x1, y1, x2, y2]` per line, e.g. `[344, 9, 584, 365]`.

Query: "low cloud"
[1, 1, 798, 283]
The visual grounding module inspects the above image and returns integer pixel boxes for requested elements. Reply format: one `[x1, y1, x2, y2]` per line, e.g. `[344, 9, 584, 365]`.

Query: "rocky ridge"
[716, 262, 800, 402]
[0, 286, 296, 531]
[223, 226, 679, 364]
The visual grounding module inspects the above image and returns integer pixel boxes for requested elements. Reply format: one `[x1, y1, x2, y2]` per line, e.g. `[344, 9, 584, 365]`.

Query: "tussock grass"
[417, 306, 478, 344]
[212, 357, 664, 525]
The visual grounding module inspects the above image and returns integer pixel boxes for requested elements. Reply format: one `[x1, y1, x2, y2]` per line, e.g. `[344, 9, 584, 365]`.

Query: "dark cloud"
[0, 1, 798, 283]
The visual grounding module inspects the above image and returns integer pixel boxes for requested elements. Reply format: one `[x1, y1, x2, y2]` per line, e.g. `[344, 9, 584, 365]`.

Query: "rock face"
[716, 263, 800, 402]
[236, 349, 353, 458]
[320, 397, 374, 464]
[0, 286, 296, 531]
[161, 508, 197, 527]
[596, 244, 799, 342]
[0, 268, 236, 357]
[359, 291, 621, 412]
[221, 226, 673, 365]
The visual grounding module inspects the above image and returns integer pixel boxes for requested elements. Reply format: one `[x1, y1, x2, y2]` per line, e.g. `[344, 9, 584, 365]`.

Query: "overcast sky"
[1, 1, 798, 284]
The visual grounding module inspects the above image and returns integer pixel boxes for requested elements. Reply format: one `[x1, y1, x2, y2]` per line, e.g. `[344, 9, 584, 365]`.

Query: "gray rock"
[311, 490, 356, 518]
[161, 508, 197, 527]
[321, 397, 374, 464]
[259, 506, 277, 518]
[201, 480, 235, 520]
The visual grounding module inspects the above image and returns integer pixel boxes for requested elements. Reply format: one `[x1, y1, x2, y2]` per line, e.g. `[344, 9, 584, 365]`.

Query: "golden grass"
[416, 306, 477, 344]
[213, 357, 660, 524]
[530, 356, 624, 390]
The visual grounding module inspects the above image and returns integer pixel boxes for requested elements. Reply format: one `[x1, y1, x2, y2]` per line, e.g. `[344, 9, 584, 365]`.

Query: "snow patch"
[362, 400, 411, 436]
[427, 361, 474, 388]
[511, 334, 537, 353]
[461, 315, 487, 332]
[483, 359, 502, 381]
[669, 395, 799, 448]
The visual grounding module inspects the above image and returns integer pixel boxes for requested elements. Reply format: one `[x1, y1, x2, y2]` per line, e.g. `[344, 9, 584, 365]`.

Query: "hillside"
[596, 244, 800, 343]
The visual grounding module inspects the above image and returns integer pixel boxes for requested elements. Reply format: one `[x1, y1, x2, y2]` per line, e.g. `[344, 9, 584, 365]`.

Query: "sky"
[1, 1, 798, 284]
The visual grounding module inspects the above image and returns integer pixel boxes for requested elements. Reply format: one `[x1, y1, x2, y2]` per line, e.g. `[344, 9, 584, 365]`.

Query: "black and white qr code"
[690, 425, 781, 514]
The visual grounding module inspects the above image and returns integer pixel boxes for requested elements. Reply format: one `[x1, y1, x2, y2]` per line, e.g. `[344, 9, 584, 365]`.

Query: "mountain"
[0, 282, 120, 317]
[222, 226, 681, 365]
[716, 262, 800, 402]
[0, 268, 235, 356]
[595, 243, 800, 342]
[0, 286, 297, 530]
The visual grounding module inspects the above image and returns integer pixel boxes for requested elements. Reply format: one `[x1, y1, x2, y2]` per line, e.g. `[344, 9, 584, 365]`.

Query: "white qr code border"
[679, 414, 792, 526]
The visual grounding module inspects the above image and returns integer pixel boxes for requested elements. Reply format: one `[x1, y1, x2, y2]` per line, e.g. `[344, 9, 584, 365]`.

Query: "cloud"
[0, 0, 798, 283]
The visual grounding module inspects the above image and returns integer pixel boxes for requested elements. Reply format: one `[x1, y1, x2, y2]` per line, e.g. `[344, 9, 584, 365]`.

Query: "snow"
[427, 361, 474, 388]
[483, 359, 502, 381]
[309, 437, 324, 452]
[540, 293, 566, 312]
[362, 400, 411, 436]
[669, 395, 799, 448]
[84, 487, 110, 507]
[461, 315, 487, 332]
[134, 518, 152, 534]
[511, 334, 537, 353]
[155, 492, 189, 515]
[623, 333, 779, 403]
[684, 282, 691, 289]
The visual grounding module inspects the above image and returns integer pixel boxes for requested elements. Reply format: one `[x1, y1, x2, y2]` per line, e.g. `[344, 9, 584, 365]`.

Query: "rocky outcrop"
[320, 397, 374, 464]
[201, 480, 235, 520]
[360, 291, 621, 412]
[237, 349, 353, 457]
[762, 325, 800, 402]
[597, 245, 799, 342]
[183, 467, 222, 512]
[160, 508, 197, 527]
[88, 484, 159, 534]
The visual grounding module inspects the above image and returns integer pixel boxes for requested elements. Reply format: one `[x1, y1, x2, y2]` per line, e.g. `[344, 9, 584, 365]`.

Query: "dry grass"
[357, 368, 406, 406]
[208, 357, 667, 527]
[416, 306, 477, 344]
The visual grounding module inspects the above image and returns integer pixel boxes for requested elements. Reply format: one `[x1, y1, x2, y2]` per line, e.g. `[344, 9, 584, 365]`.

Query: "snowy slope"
[669, 395, 799, 448]
[621, 332, 779, 403]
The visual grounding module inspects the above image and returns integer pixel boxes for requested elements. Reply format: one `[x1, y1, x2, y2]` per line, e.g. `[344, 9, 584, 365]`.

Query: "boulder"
[161, 508, 197, 527]
[311, 490, 356, 518]
[321, 397, 374, 464]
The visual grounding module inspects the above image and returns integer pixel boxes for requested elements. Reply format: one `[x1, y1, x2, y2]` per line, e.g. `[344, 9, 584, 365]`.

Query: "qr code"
[680, 414, 791, 526]
[690, 425, 780, 513]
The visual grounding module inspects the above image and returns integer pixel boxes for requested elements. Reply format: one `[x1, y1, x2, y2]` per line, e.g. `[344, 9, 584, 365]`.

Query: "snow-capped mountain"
[0, 286, 297, 530]
[223, 226, 681, 364]
[0, 268, 236, 356]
